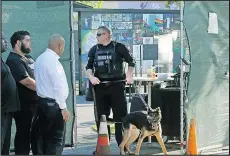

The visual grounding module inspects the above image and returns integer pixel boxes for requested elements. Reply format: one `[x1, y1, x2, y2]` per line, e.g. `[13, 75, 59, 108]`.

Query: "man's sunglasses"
[96, 33, 106, 37]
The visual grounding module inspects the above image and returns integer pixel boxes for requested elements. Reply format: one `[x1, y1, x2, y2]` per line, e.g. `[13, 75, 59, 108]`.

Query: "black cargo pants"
[93, 81, 128, 146]
[30, 97, 66, 155]
[1, 112, 13, 155]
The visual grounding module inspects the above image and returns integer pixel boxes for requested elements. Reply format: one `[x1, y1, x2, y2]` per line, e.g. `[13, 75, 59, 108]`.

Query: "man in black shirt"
[1, 32, 21, 155]
[86, 26, 135, 154]
[6, 30, 38, 155]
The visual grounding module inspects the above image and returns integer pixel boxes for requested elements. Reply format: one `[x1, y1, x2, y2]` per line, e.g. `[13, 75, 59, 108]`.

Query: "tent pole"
[180, 1, 185, 155]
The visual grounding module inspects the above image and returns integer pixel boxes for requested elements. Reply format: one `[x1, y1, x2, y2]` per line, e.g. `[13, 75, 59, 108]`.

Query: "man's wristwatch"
[61, 108, 68, 111]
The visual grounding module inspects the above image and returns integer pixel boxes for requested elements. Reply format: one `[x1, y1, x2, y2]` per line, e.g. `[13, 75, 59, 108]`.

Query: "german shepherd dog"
[119, 107, 168, 155]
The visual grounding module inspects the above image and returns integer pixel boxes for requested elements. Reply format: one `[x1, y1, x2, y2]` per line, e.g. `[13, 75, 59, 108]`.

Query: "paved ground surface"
[62, 96, 181, 155]
[9, 95, 228, 155]
[62, 96, 229, 155]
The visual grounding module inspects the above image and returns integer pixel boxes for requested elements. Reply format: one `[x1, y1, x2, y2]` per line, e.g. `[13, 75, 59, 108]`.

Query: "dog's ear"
[148, 107, 154, 113]
[150, 107, 161, 113]
[155, 107, 161, 112]
[148, 107, 157, 115]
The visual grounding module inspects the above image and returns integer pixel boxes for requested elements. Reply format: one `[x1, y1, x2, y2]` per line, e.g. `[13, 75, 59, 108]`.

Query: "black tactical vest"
[94, 42, 124, 79]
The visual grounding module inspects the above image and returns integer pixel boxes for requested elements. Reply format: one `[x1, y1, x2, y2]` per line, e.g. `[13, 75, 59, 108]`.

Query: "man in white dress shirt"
[32, 34, 70, 155]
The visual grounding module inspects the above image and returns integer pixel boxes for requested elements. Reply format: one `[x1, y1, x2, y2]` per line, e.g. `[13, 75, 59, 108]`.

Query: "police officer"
[86, 26, 135, 153]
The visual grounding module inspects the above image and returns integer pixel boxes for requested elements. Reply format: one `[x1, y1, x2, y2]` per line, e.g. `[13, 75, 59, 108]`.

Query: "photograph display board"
[80, 12, 180, 79]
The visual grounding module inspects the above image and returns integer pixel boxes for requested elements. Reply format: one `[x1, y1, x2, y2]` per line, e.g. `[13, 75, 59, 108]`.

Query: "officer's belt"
[100, 80, 125, 86]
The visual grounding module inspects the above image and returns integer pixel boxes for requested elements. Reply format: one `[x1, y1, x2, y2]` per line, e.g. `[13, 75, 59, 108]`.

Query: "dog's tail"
[155, 107, 161, 112]
[121, 123, 125, 134]
[121, 118, 131, 133]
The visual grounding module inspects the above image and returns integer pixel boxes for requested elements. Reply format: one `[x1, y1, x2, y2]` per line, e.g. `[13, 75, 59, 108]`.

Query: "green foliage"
[77, 1, 104, 8]
[165, 1, 181, 8]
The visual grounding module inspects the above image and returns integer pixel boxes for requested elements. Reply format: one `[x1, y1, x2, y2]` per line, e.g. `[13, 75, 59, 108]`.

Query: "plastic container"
[151, 65, 156, 79]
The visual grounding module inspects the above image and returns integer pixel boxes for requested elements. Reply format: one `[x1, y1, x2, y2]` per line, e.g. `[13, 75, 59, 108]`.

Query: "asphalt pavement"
[62, 95, 181, 155]
[9, 95, 227, 155]
[62, 95, 229, 155]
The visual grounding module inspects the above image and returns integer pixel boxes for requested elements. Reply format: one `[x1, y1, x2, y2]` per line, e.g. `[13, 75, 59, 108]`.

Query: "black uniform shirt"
[1, 58, 21, 113]
[6, 52, 38, 112]
[86, 41, 135, 81]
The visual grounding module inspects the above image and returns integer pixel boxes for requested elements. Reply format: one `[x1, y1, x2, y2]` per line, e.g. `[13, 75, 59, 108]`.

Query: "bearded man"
[6, 30, 38, 155]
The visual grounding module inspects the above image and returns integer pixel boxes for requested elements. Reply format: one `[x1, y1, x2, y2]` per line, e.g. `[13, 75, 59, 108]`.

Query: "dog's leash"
[132, 81, 153, 112]
[100, 80, 148, 109]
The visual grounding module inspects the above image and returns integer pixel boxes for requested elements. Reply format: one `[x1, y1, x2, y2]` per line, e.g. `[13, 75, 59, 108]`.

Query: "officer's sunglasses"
[96, 33, 106, 37]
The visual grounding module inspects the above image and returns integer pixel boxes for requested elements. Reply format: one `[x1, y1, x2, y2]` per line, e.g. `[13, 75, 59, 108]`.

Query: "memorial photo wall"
[80, 12, 180, 79]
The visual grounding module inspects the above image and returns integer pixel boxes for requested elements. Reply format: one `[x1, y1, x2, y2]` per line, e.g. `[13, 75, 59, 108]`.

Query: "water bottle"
[152, 65, 156, 79]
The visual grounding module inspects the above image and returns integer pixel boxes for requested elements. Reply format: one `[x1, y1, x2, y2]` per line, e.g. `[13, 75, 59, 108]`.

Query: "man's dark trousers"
[1, 112, 13, 155]
[31, 98, 66, 155]
[13, 109, 34, 155]
[93, 82, 128, 146]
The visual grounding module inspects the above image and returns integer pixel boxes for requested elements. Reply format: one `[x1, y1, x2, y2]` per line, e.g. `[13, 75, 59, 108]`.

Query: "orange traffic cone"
[187, 118, 198, 155]
[95, 115, 110, 156]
